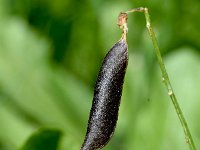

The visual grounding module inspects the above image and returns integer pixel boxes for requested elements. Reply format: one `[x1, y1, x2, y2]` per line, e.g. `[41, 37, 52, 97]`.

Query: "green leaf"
[20, 129, 62, 150]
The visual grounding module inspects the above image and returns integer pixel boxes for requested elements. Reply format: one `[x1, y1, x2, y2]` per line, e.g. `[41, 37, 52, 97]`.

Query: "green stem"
[126, 7, 196, 150]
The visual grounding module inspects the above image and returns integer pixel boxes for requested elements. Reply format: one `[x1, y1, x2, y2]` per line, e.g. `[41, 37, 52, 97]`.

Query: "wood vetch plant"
[81, 7, 196, 150]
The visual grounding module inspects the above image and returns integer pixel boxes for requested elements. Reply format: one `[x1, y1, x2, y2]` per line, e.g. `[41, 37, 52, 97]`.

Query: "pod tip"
[117, 12, 128, 40]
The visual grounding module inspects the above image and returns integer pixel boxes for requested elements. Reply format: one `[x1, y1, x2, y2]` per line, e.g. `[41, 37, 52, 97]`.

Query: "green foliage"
[0, 0, 200, 150]
[20, 129, 62, 150]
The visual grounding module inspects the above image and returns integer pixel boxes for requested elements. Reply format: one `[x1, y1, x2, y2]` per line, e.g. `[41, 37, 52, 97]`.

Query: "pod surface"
[81, 39, 128, 150]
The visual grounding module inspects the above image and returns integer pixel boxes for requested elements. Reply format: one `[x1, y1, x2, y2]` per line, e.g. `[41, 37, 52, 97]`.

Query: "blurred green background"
[0, 0, 200, 150]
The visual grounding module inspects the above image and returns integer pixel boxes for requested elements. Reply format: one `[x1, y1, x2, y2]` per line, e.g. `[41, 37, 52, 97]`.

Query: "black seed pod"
[81, 38, 128, 150]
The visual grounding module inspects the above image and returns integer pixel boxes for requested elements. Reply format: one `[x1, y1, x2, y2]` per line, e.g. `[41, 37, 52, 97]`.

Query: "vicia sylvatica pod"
[81, 13, 129, 150]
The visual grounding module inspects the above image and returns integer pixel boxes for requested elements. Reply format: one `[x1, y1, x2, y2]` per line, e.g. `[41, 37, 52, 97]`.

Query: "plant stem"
[125, 7, 196, 150]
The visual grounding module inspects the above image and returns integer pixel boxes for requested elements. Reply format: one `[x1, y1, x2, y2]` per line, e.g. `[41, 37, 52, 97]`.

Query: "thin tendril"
[120, 7, 196, 150]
